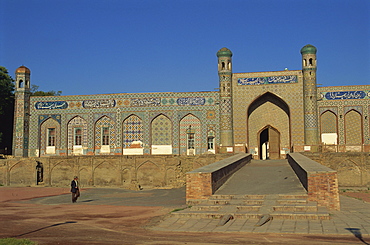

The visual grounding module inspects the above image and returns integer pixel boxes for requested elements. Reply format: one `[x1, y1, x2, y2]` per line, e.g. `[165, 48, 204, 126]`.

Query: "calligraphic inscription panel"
[83, 99, 116, 108]
[35, 101, 68, 110]
[131, 98, 161, 107]
[238, 75, 297, 86]
[322, 91, 369, 100]
[177, 97, 205, 106]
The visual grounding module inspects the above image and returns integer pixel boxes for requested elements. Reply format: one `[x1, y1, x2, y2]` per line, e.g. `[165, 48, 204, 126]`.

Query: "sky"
[1, 0, 369, 96]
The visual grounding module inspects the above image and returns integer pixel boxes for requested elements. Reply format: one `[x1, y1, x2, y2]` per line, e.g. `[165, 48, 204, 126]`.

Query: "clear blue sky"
[1, 0, 369, 95]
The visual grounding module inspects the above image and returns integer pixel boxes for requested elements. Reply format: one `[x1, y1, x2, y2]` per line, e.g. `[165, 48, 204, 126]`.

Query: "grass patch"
[0, 238, 38, 245]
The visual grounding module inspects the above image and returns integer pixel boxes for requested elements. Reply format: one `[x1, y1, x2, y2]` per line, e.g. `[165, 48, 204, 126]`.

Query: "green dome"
[217, 47, 233, 57]
[300, 44, 317, 55]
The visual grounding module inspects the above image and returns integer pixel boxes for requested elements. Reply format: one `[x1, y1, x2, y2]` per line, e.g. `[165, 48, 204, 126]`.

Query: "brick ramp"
[173, 160, 329, 222]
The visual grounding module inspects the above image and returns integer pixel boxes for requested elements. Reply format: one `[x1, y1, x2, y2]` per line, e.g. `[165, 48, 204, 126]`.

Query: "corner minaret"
[13, 66, 31, 157]
[301, 44, 319, 147]
[217, 48, 234, 152]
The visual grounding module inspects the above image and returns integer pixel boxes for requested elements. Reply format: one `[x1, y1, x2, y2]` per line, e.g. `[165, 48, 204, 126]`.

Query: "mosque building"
[12, 45, 370, 159]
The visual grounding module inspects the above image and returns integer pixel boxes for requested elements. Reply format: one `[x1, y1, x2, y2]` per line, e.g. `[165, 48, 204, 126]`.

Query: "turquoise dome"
[217, 47, 233, 57]
[300, 44, 317, 55]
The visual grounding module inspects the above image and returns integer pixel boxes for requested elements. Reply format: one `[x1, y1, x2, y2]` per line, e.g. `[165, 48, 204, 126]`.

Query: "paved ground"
[154, 160, 370, 238]
[0, 187, 369, 244]
[1, 159, 370, 244]
[216, 159, 306, 195]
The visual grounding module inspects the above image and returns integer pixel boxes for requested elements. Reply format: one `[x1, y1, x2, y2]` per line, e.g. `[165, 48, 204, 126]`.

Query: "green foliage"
[0, 238, 38, 245]
[0, 67, 15, 145]
[0, 67, 14, 115]
[30, 84, 62, 96]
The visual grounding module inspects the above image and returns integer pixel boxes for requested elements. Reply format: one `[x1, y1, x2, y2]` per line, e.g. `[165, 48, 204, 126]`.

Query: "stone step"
[277, 199, 308, 205]
[210, 194, 265, 200]
[271, 212, 330, 220]
[187, 198, 264, 206]
[273, 203, 318, 212]
[182, 193, 329, 221]
[171, 209, 330, 220]
[278, 194, 308, 200]
[189, 205, 261, 212]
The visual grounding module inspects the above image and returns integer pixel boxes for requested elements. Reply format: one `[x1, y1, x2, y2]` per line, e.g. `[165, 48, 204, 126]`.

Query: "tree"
[30, 84, 62, 96]
[0, 66, 15, 152]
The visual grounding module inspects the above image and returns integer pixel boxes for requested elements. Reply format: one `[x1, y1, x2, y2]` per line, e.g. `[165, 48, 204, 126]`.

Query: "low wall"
[0, 154, 230, 189]
[301, 152, 369, 188]
[186, 153, 252, 201]
[288, 153, 340, 211]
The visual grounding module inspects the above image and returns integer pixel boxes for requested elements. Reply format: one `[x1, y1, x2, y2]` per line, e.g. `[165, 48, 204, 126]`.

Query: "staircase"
[172, 194, 330, 220]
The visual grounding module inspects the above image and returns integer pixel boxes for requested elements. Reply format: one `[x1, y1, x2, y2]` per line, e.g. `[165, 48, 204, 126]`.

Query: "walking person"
[71, 176, 80, 203]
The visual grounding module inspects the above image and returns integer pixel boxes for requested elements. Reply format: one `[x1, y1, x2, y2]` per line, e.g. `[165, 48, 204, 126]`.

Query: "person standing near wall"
[71, 176, 80, 203]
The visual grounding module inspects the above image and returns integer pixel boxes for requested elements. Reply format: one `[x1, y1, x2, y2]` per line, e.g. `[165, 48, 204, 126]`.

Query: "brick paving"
[152, 195, 370, 236]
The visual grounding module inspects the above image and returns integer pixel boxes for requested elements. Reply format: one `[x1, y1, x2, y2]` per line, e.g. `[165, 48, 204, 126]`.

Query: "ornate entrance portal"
[247, 92, 290, 160]
[259, 126, 280, 160]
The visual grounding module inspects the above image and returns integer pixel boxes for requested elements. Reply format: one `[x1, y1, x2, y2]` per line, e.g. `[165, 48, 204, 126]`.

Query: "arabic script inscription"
[238, 75, 298, 86]
[35, 101, 68, 110]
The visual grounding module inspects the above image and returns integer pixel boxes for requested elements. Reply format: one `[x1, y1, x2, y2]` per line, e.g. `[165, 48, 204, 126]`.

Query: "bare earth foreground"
[0, 187, 369, 245]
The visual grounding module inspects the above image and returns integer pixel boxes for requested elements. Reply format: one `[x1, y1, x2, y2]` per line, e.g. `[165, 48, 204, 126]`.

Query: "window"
[74, 128, 82, 145]
[207, 137, 214, 150]
[47, 128, 56, 146]
[102, 127, 109, 146]
[186, 126, 195, 149]
[187, 133, 194, 149]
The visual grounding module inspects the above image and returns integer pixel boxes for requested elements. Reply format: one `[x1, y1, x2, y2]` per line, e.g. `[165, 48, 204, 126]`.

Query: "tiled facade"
[12, 45, 370, 158]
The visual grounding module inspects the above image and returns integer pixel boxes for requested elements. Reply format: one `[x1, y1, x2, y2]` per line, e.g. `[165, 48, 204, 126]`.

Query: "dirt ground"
[341, 190, 370, 203]
[0, 187, 368, 245]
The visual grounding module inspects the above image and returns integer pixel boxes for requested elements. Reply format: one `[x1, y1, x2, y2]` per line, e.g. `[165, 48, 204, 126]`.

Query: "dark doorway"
[259, 126, 280, 160]
[36, 161, 43, 185]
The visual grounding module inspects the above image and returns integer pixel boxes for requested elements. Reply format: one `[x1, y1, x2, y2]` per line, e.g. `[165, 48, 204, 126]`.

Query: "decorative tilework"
[323, 91, 368, 100]
[321, 111, 337, 133]
[305, 114, 318, 128]
[35, 101, 68, 110]
[95, 116, 115, 148]
[132, 98, 161, 107]
[83, 99, 115, 108]
[40, 117, 60, 154]
[177, 97, 205, 106]
[39, 115, 61, 125]
[151, 114, 172, 145]
[179, 114, 201, 154]
[220, 98, 232, 114]
[67, 116, 88, 150]
[319, 107, 338, 115]
[122, 115, 143, 148]
[206, 110, 216, 119]
[345, 110, 362, 144]
[238, 75, 297, 86]
[344, 106, 362, 114]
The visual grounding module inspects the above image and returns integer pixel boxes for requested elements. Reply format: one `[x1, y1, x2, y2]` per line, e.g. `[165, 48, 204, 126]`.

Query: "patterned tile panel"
[151, 114, 172, 145]
[179, 114, 201, 154]
[122, 115, 143, 148]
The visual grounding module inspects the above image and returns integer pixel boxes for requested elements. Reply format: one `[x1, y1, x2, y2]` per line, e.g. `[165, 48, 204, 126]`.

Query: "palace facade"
[12, 45, 370, 159]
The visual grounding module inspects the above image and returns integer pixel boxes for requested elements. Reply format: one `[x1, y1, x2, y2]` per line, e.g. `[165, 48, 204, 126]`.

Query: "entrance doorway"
[259, 126, 280, 160]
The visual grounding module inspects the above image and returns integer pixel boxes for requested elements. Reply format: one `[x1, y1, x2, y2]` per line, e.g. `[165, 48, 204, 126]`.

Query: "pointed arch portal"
[247, 92, 290, 160]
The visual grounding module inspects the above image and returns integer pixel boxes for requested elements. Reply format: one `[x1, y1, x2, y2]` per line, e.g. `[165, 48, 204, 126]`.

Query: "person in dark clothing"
[71, 176, 80, 203]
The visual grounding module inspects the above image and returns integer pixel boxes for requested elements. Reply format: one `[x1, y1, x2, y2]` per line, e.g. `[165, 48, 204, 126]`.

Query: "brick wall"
[288, 153, 340, 210]
[186, 153, 252, 201]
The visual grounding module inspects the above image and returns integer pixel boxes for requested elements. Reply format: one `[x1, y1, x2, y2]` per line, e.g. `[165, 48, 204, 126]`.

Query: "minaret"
[300, 44, 319, 147]
[217, 48, 234, 152]
[13, 66, 31, 157]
